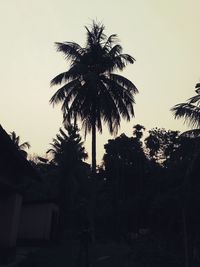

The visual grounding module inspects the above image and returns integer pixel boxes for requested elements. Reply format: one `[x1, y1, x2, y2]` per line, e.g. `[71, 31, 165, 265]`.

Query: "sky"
[0, 0, 200, 164]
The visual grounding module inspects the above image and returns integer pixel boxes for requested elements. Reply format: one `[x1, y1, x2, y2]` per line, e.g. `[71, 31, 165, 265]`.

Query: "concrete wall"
[0, 193, 22, 247]
[18, 203, 58, 240]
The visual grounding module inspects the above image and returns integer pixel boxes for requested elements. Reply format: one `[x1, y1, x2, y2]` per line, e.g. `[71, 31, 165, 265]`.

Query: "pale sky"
[0, 0, 200, 163]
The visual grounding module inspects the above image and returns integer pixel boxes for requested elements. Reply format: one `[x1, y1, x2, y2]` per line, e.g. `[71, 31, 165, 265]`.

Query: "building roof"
[0, 125, 40, 186]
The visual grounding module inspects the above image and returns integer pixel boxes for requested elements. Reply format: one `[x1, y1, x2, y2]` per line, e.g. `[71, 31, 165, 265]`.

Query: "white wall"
[0, 193, 22, 247]
[18, 203, 58, 240]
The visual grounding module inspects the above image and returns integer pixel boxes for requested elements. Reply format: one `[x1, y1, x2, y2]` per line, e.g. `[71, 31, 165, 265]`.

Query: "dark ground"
[12, 233, 198, 267]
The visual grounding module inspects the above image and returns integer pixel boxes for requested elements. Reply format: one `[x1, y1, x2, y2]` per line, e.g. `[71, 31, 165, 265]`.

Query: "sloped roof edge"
[0, 124, 40, 182]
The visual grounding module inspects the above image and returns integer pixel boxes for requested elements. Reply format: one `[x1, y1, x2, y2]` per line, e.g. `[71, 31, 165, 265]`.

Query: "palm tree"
[171, 83, 200, 267]
[47, 123, 88, 166]
[171, 83, 200, 136]
[9, 131, 30, 158]
[50, 21, 138, 239]
[47, 124, 88, 236]
[50, 21, 137, 176]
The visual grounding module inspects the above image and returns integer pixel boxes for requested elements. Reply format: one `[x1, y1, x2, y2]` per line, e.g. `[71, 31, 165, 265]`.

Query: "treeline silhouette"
[12, 120, 199, 266]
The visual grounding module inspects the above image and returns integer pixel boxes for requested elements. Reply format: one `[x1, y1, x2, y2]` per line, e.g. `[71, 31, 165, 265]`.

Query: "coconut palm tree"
[9, 131, 30, 158]
[50, 21, 137, 177]
[50, 21, 138, 239]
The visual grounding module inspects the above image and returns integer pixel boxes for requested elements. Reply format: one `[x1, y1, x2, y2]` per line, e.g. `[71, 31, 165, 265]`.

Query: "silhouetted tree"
[145, 128, 180, 164]
[50, 21, 138, 240]
[171, 83, 200, 267]
[47, 124, 88, 167]
[103, 132, 149, 237]
[9, 131, 30, 158]
[133, 124, 145, 140]
[47, 124, 88, 236]
[171, 83, 200, 131]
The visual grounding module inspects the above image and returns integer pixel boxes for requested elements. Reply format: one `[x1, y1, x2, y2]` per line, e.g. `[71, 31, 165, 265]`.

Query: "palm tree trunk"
[90, 113, 96, 242]
[182, 207, 189, 267]
[92, 117, 96, 177]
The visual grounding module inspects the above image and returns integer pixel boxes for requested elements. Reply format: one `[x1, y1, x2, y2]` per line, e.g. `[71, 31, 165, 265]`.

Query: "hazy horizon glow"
[1, 0, 200, 163]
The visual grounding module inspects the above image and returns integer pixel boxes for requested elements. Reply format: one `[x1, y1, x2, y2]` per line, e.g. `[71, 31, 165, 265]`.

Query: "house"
[18, 200, 59, 242]
[0, 125, 39, 264]
[0, 181, 22, 263]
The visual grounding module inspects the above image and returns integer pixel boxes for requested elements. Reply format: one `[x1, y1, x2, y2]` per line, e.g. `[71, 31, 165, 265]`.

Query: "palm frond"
[51, 62, 88, 87]
[55, 42, 84, 61]
[97, 81, 122, 134]
[10, 131, 16, 141]
[56, 133, 65, 144]
[85, 22, 106, 47]
[171, 103, 200, 128]
[109, 44, 122, 57]
[10, 131, 20, 145]
[46, 148, 56, 154]
[19, 142, 30, 150]
[119, 54, 135, 64]
[103, 34, 118, 50]
[50, 79, 80, 105]
[101, 76, 135, 119]
[109, 74, 138, 93]
[188, 94, 200, 105]
[50, 72, 70, 86]
[60, 82, 83, 114]
[59, 127, 68, 140]
[51, 67, 80, 87]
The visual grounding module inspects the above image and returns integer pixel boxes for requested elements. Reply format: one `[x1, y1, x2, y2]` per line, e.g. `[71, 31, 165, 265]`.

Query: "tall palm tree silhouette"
[50, 21, 137, 177]
[50, 21, 138, 239]
[9, 131, 30, 158]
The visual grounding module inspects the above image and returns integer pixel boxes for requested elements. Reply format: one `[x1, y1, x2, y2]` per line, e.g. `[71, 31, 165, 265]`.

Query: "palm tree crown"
[47, 124, 88, 167]
[50, 22, 138, 135]
[171, 88, 200, 129]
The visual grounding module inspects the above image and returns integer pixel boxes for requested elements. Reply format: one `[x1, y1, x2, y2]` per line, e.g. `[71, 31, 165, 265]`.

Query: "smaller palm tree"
[9, 131, 30, 158]
[47, 124, 88, 166]
[171, 83, 200, 136]
[171, 85, 200, 176]
[171, 83, 200, 267]
[47, 124, 88, 234]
